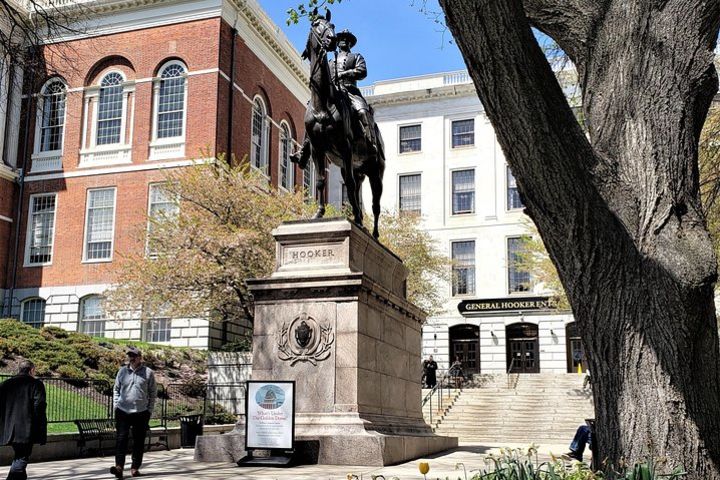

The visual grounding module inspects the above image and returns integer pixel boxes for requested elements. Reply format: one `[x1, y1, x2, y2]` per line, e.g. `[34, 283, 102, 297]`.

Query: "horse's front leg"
[312, 148, 326, 219]
[339, 142, 362, 226]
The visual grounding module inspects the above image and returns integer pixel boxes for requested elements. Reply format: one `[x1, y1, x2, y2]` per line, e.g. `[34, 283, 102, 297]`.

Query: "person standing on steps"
[0, 360, 47, 480]
[449, 356, 465, 389]
[111, 347, 157, 479]
[424, 355, 438, 389]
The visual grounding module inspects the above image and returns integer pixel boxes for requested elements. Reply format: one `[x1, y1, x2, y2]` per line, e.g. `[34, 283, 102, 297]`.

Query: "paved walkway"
[12, 442, 572, 480]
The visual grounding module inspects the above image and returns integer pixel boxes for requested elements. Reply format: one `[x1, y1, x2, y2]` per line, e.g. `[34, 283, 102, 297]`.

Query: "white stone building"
[357, 71, 582, 375]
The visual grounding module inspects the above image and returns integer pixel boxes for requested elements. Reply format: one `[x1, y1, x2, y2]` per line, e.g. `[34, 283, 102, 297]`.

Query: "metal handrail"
[506, 358, 520, 390]
[422, 372, 454, 426]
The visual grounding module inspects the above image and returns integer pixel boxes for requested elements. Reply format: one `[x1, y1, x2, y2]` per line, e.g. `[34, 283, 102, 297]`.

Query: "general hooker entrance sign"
[458, 296, 558, 315]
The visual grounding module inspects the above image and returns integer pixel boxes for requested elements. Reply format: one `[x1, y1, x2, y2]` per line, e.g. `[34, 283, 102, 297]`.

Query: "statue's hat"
[336, 29, 357, 48]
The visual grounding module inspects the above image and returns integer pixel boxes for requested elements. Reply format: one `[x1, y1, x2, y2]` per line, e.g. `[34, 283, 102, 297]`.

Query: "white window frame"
[32, 78, 67, 172]
[149, 60, 188, 161]
[278, 121, 294, 191]
[82, 187, 117, 263]
[398, 123, 422, 154]
[398, 172, 422, 215]
[507, 235, 533, 295]
[451, 167, 476, 215]
[450, 118, 475, 149]
[450, 239, 476, 297]
[24, 192, 58, 267]
[304, 160, 317, 201]
[79, 295, 107, 337]
[146, 182, 179, 258]
[143, 317, 172, 343]
[506, 165, 524, 212]
[80, 70, 134, 166]
[250, 96, 270, 177]
[20, 297, 46, 328]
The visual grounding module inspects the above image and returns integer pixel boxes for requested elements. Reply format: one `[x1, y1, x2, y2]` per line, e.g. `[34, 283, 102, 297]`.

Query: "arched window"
[80, 295, 106, 337]
[20, 298, 45, 328]
[279, 122, 293, 190]
[96, 72, 125, 146]
[250, 97, 269, 175]
[38, 79, 66, 153]
[155, 62, 187, 140]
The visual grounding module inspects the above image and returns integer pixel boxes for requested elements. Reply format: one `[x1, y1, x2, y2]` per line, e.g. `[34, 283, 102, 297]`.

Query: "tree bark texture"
[439, 0, 720, 477]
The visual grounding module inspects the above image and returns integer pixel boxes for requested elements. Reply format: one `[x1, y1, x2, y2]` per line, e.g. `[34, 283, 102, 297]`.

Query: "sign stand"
[237, 381, 296, 468]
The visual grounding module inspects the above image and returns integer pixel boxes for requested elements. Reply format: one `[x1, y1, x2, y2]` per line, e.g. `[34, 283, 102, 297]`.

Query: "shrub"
[177, 374, 206, 398]
[56, 365, 85, 380]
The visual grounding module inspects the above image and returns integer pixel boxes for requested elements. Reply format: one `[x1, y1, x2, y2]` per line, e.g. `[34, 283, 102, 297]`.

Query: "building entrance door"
[506, 323, 540, 373]
[566, 322, 585, 373]
[449, 324, 480, 375]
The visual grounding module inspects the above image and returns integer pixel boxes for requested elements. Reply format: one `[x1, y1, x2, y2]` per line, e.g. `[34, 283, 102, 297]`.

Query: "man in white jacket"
[111, 347, 157, 479]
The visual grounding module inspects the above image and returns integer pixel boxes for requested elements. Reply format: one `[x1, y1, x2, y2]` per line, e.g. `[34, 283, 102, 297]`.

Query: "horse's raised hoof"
[312, 207, 326, 219]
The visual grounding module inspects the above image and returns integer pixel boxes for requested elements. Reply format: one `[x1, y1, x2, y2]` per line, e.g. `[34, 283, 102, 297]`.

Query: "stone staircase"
[433, 373, 594, 444]
[422, 387, 461, 429]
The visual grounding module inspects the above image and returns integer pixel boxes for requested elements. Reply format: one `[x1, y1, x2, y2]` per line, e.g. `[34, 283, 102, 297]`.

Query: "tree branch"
[522, 0, 605, 65]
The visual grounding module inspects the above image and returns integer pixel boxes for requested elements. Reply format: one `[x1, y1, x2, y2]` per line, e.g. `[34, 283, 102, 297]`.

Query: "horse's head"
[302, 11, 336, 60]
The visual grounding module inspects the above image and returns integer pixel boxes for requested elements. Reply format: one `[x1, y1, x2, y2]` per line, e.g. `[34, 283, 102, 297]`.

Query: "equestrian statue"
[291, 11, 386, 239]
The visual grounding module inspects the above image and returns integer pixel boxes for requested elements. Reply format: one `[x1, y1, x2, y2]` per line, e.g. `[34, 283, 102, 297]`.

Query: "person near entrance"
[0, 360, 47, 480]
[111, 347, 157, 479]
[565, 420, 594, 461]
[449, 356, 466, 389]
[423, 356, 438, 388]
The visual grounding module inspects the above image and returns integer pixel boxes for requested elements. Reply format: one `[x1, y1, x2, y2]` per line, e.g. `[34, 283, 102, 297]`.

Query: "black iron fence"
[0, 375, 113, 424]
[0, 375, 245, 429]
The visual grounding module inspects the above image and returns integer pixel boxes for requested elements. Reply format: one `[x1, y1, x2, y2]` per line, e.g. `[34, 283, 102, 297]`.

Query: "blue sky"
[257, 0, 467, 85]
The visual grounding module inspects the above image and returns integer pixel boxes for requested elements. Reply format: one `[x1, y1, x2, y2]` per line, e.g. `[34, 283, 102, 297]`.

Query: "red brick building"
[0, 0, 321, 348]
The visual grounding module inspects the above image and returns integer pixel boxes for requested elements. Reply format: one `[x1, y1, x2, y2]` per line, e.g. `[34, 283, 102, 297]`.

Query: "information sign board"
[245, 381, 295, 451]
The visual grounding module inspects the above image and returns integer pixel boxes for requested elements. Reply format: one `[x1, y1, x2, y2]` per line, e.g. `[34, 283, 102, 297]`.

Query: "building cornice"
[368, 83, 478, 109]
[32, 0, 309, 102]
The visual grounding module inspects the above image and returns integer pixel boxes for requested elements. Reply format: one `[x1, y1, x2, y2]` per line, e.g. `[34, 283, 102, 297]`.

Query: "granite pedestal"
[195, 219, 457, 465]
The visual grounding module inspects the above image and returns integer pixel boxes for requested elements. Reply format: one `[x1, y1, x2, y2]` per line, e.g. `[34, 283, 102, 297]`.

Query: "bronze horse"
[300, 12, 385, 238]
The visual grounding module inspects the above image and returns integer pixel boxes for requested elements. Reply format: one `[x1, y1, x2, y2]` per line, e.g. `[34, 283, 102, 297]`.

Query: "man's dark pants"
[7, 443, 33, 480]
[115, 409, 150, 470]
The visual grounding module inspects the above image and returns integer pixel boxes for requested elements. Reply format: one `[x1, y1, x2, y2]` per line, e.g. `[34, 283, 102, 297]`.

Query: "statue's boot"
[290, 139, 311, 169]
[360, 111, 378, 154]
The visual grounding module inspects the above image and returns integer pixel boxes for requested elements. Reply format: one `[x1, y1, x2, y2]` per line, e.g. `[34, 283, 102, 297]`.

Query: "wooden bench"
[74, 417, 170, 457]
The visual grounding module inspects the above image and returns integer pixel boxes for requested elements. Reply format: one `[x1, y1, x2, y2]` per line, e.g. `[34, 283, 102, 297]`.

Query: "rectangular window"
[144, 318, 171, 343]
[451, 119, 474, 148]
[157, 76, 185, 139]
[452, 240, 475, 296]
[399, 174, 421, 214]
[507, 166, 524, 210]
[97, 85, 124, 146]
[399, 124, 421, 153]
[452, 169, 475, 214]
[84, 188, 116, 261]
[508, 237, 532, 293]
[147, 184, 179, 257]
[26, 193, 57, 265]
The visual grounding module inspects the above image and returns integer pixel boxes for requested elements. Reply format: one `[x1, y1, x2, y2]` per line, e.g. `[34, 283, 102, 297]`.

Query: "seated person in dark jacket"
[0, 360, 47, 480]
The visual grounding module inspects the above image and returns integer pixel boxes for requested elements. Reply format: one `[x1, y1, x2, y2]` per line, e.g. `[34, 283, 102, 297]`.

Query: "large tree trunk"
[439, 0, 720, 477]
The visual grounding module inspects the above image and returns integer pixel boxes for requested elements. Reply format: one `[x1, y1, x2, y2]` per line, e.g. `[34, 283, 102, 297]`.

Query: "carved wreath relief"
[278, 313, 334, 366]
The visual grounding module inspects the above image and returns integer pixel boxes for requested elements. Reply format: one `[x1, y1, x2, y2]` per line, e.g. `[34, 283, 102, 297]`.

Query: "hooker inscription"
[278, 313, 334, 366]
[282, 243, 343, 267]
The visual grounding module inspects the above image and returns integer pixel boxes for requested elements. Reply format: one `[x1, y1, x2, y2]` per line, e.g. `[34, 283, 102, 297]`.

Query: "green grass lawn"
[45, 383, 111, 434]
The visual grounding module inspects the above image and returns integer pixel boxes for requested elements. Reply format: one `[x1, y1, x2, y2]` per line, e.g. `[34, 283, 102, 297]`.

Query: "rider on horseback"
[291, 28, 377, 168]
